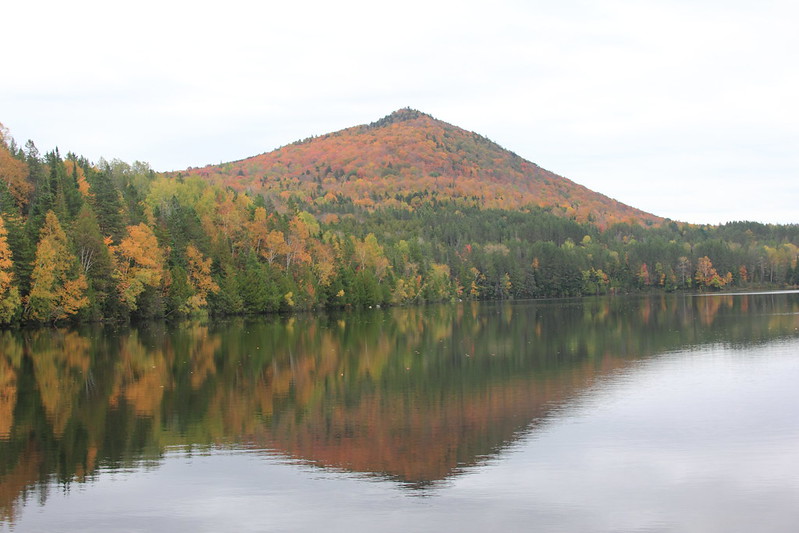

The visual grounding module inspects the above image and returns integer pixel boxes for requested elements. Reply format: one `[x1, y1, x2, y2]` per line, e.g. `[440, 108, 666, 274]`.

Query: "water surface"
[1, 292, 798, 531]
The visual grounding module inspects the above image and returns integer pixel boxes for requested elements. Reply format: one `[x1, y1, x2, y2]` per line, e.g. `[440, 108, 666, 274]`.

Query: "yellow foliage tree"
[111, 223, 165, 310]
[263, 230, 289, 266]
[27, 211, 89, 321]
[185, 244, 219, 311]
[309, 240, 336, 288]
[284, 212, 317, 269]
[354, 233, 390, 281]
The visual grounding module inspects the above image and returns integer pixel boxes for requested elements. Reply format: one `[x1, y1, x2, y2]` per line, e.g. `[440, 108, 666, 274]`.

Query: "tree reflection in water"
[1, 292, 798, 523]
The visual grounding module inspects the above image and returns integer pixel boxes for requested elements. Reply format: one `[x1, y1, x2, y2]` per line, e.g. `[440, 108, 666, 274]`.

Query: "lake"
[2, 292, 799, 532]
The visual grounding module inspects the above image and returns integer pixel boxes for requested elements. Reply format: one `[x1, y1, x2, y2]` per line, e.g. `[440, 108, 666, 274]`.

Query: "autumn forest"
[0, 110, 798, 325]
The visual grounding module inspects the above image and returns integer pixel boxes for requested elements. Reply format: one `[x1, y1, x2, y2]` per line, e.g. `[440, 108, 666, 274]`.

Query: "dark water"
[2, 292, 799, 532]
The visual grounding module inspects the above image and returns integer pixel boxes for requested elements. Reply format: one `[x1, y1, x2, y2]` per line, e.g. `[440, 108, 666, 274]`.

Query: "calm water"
[2, 292, 799, 532]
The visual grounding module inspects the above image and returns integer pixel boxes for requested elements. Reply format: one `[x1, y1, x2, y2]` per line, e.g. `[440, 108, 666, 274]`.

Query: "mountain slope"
[180, 109, 661, 227]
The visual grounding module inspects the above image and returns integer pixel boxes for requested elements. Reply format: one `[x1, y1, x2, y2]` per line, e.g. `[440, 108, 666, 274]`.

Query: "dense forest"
[0, 118, 798, 325]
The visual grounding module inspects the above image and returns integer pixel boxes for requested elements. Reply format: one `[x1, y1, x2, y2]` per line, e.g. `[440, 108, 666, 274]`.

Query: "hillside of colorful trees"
[1, 121, 798, 325]
[181, 108, 661, 228]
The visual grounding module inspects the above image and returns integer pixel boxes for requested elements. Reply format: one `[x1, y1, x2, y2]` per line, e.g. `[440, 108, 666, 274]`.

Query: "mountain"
[4, 111, 796, 327]
[179, 109, 662, 228]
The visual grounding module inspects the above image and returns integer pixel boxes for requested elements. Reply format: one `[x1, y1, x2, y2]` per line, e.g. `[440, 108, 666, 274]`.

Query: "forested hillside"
[180, 109, 661, 228]
[0, 118, 798, 325]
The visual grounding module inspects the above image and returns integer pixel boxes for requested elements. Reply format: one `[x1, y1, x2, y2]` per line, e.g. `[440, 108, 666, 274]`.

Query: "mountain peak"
[367, 108, 431, 129]
[183, 110, 662, 227]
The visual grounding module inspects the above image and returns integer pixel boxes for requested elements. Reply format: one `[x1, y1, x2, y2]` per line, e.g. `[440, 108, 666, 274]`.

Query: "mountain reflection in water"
[1, 292, 798, 525]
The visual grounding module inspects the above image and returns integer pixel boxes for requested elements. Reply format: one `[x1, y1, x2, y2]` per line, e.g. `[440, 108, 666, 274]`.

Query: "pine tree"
[88, 168, 125, 242]
[72, 204, 118, 318]
[24, 140, 51, 238]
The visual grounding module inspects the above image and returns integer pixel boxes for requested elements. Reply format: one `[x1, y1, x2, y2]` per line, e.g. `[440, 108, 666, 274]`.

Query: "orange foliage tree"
[63, 159, 92, 198]
[0, 215, 21, 323]
[694, 256, 730, 290]
[0, 124, 32, 208]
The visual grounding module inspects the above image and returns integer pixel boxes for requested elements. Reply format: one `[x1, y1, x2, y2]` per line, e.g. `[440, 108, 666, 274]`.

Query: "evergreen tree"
[24, 140, 51, 239]
[72, 204, 119, 319]
[88, 168, 125, 242]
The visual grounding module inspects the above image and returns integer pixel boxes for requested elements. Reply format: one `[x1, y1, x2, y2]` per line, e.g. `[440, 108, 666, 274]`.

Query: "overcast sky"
[2, 0, 797, 225]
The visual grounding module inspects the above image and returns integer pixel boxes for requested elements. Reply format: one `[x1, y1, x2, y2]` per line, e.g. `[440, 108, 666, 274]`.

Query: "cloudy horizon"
[3, 0, 797, 225]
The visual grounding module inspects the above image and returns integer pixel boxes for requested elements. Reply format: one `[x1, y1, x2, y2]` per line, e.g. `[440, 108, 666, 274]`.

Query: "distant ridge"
[180, 109, 662, 227]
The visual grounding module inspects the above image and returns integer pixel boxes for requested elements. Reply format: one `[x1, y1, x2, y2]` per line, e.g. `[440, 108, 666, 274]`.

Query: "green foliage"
[0, 124, 798, 326]
[87, 168, 125, 242]
[167, 265, 193, 316]
[239, 254, 283, 314]
[72, 205, 119, 320]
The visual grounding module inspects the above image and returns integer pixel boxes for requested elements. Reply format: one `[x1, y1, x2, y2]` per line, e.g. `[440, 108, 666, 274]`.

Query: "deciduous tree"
[27, 211, 88, 321]
[111, 223, 165, 311]
[695, 255, 728, 290]
[0, 127, 32, 208]
[0, 215, 21, 322]
[185, 244, 219, 311]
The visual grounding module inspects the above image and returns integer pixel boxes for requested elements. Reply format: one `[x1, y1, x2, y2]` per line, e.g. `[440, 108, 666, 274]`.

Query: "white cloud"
[2, 0, 797, 223]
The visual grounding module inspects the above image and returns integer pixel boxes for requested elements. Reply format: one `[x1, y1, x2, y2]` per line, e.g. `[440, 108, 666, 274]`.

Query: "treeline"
[1, 127, 798, 325]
